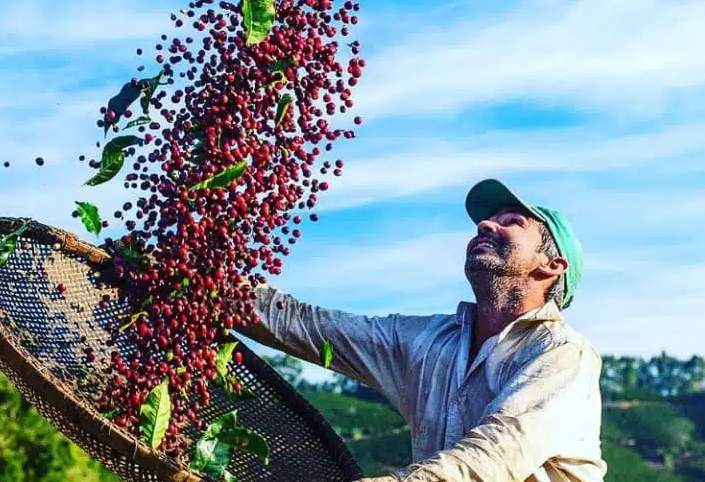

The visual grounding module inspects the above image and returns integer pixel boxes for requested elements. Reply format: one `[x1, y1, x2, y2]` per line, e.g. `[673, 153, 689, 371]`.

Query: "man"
[236, 179, 607, 481]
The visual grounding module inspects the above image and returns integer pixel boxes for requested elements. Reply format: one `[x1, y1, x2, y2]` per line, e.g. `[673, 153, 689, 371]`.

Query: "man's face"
[464, 207, 545, 281]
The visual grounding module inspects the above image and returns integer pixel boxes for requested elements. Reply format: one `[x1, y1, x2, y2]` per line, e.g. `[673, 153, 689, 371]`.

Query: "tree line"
[263, 351, 705, 402]
[601, 351, 705, 401]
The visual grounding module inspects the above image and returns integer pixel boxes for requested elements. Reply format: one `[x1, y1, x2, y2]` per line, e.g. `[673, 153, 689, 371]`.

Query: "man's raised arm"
[232, 284, 426, 414]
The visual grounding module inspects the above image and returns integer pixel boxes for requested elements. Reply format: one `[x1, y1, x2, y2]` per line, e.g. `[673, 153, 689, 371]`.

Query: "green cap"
[465, 179, 583, 309]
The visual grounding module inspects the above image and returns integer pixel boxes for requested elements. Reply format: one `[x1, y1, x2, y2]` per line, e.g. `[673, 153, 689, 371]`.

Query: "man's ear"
[535, 255, 568, 280]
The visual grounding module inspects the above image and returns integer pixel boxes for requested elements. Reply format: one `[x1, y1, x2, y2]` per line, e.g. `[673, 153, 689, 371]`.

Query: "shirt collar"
[455, 299, 564, 343]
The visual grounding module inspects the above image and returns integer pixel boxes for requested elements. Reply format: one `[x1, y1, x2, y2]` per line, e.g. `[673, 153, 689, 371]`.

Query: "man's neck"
[468, 276, 546, 359]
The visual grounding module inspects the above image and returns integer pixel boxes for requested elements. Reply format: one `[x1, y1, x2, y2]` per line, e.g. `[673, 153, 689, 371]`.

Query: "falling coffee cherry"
[84, 347, 96, 363]
[94, 0, 366, 454]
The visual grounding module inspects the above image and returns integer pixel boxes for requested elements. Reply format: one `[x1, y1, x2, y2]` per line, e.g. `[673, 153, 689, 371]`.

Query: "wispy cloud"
[280, 231, 468, 293]
[575, 260, 705, 358]
[357, 0, 705, 119]
[322, 121, 705, 210]
[0, 0, 172, 53]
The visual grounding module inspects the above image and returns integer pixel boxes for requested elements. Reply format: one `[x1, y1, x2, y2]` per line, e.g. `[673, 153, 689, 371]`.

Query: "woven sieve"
[0, 217, 362, 482]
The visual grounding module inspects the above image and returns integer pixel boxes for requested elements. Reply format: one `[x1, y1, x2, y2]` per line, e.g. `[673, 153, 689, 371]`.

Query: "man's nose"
[477, 218, 499, 235]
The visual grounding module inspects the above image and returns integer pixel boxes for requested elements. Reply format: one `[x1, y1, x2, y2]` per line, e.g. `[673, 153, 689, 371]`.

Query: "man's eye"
[507, 216, 524, 226]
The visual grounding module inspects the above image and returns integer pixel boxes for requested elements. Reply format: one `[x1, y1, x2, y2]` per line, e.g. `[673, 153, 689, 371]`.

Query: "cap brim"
[465, 179, 540, 224]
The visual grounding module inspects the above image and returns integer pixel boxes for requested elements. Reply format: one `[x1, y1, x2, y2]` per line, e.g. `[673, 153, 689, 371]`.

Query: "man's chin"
[465, 254, 505, 274]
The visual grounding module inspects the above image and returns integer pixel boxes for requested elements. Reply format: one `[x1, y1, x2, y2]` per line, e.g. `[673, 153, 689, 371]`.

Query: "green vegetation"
[1, 352, 705, 480]
[601, 352, 705, 400]
[299, 390, 406, 438]
[601, 442, 685, 482]
[0, 374, 118, 482]
[299, 389, 412, 476]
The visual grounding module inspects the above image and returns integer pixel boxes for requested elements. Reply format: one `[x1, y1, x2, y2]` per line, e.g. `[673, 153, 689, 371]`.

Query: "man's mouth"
[469, 238, 497, 254]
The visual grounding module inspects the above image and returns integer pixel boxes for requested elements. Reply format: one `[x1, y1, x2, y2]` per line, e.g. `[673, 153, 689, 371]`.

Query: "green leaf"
[320, 340, 334, 369]
[191, 411, 240, 479]
[104, 73, 163, 134]
[105, 81, 143, 135]
[102, 407, 121, 421]
[189, 161, 248, 192]
[0, 219, 31, 269]
[191, 411, 268, 476]
[216, 343, 238, 379]
[140, 295, 154, 309]
[140, 71, 164, 115]
[275, 94, 292, 127]
[105, 135, 145, 151]
[190, 437, 233, 480]
[124, 115, 152, 129]
[84, 135, 143, 186]
[265, 58, 293, 87]
[271, 58, 293, 74]
[121, 245, 150, 268]
[74, 201, 102, 237]
[204, 410, 239, 439]
[222, 470, 238, 482]
[86, 149, 124, 187]
[242, 0, 276, 47]
[215, 345, 256, 400]
[223, 375, 256, 400]
[219, 427, 270, 466]
[139, 379, 171, 450]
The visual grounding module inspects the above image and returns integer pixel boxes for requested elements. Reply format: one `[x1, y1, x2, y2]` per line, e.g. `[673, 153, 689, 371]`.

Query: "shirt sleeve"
[250, 284, 428, 414]
[397, 340, 603, 482]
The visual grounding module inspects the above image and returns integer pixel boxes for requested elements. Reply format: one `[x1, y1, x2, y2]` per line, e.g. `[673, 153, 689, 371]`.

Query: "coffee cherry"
[95, 0, 365, 454]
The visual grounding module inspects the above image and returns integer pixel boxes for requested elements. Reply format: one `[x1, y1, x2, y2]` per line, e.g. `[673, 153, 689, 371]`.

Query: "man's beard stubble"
[465, 239, 526, 310]
[465, 237, 518, 277]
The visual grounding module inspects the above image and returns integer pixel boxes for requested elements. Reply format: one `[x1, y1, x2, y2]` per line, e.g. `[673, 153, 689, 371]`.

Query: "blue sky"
[1, 0, 705, 383]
